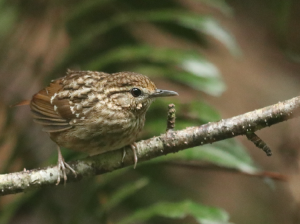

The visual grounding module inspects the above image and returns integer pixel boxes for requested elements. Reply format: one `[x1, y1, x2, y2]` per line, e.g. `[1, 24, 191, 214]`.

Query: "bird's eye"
[130, 88, 142, 97]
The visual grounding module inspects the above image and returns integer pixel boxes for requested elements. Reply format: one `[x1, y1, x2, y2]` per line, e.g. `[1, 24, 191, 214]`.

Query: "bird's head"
[104, 72, 178, 114]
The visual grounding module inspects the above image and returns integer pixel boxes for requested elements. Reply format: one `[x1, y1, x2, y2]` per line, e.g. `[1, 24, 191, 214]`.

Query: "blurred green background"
[1, 0, 300, 223]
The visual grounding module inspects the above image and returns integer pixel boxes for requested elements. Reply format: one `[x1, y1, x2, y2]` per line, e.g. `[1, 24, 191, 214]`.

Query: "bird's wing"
[30, 70, 107, 133]
[30, 79, 74, 133]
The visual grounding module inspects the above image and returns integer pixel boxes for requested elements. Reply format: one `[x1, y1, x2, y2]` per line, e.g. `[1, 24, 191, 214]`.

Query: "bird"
[29, 70, 178, 185]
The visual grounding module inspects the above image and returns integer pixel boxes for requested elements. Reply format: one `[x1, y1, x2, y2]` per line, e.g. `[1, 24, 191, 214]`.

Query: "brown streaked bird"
[29, 70, 178, 185]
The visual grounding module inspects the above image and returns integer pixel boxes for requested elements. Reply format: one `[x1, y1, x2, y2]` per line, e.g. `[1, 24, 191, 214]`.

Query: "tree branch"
[1, 96, 300, 196]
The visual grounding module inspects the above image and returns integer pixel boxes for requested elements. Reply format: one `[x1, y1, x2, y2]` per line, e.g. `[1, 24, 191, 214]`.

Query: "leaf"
[103, 178, 149, 212]
[173, 71, 226, 97]
[86, 45, 226, 96]
[187, 100, 221, 123]
[130, 62, 226, 96]
[177, 15, 240, 56]
[168, 139, 259, 174]
[131, 63, 226, 96]
[193, 0, 233, 16]
[66, 0, 114, 22]
[118, 200, 232, 224]
[0, 1, 17, 39]
[65, 10, 240, 63]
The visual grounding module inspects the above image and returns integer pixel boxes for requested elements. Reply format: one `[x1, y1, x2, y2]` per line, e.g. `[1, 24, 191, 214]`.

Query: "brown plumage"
[30, 70, 178, 184]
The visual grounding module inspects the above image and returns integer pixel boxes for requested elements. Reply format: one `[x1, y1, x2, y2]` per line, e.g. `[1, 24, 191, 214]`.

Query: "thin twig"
[166, 103, 176, 132]
[246, 132, 272, 156]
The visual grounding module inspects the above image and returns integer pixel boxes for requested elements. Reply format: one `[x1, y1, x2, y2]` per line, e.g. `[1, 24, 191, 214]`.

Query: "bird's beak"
[150, 89, 178, 98]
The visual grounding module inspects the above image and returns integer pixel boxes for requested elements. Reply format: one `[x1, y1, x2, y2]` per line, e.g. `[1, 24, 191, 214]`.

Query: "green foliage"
[54, 0, 240, 76]
[101, 178, 149, 212]
[178, 140, 258, 173]
[0, 0, 17, 39]
[86, 45, 226, 95]
[195, 0, 233, 16]
[0, 0, 278, 223]
[0, 0, 18, 66]
[118, 200, 231, 224]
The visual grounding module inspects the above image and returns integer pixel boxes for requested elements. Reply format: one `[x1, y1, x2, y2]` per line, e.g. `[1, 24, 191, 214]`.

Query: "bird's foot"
[56, 146, 77, 185]
[130, 143, 138, 169]
[121, 143, 138, 169]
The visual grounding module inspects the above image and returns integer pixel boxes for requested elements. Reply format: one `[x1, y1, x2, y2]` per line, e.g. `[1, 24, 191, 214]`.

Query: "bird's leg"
[56, 146, 77, 185]
[121, 144, 138, 168]
[130, 143, 138, 169]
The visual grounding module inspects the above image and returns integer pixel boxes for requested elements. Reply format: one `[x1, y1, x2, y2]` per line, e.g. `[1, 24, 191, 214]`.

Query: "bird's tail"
[10, 100, 30, 107]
